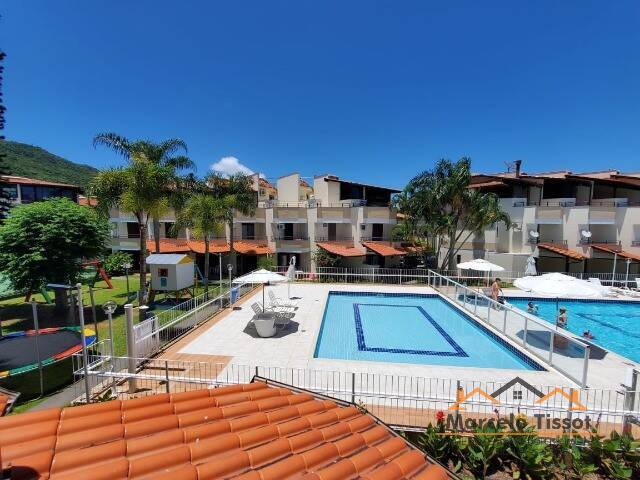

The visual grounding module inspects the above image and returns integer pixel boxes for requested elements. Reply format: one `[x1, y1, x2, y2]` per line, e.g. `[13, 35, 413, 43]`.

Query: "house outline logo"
[449, 377, 586, 411]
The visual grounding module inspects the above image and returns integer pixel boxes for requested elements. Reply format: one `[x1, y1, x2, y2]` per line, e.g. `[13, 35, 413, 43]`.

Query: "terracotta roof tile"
[537, 243, 586, 260]
[146, 239, 192, 253]
[317, 242, 365, 257]
[0, 381, 453, 480]
[590, 244, 640, 261]
[362, 242, 409, 257]
[78, 195, 98, 207]
[234, 240, 275, 255]
[0, 175, 81, 189]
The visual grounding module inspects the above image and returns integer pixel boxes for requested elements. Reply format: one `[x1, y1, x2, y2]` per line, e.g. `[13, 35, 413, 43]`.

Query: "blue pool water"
[508, 298, 640, 363]
[314, 292, 543, 370]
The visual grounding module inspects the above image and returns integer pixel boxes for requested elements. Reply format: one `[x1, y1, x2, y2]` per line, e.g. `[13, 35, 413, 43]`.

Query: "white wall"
[277, 174, 301, 203]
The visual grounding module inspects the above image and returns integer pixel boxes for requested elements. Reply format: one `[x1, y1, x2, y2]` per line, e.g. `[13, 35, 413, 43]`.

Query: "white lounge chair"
[588, 277, 603, 286]
[634, 278, 640, 291]
[268, 290, 297, 309]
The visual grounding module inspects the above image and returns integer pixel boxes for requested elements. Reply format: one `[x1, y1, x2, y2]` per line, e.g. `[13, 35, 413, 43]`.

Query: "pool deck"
[171, 283, 637, 389]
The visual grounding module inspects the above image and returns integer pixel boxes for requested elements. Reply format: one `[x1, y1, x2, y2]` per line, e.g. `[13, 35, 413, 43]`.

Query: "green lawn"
[0, 274, 234, 408]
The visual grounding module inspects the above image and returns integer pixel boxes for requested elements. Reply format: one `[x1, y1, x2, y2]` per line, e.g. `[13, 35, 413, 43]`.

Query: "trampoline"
[0, 327, 96, 377]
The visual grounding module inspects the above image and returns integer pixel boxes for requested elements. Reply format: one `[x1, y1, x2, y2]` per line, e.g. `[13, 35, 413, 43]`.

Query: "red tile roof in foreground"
[0, 381, 451, 480]
[362, 242, 410, 257]
[317, 242, 365, 257]
[147, 239, 274, 256]
[590, 244, 640, 262]
[537, 243, 586, 261]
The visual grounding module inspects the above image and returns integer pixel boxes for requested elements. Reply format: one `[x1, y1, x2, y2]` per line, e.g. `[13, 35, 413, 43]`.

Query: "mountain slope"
[0, 140, 99, 188]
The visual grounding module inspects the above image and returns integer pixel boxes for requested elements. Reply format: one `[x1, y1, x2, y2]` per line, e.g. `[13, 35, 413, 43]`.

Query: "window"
[259, 188, 265, 195]
[0, 184, 18, 200]
[164, 222, 177, 238]
[241, 223, 255, 240]
[159, 268, 169, 277]
[513, 391, 523, 400]
[372, 224, 384, 241]
[127, 222, 140, 238]
[20, 185, 36, 203]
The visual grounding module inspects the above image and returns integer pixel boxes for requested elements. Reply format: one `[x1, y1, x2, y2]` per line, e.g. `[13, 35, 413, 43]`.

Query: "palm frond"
[92, 133, 132, 158]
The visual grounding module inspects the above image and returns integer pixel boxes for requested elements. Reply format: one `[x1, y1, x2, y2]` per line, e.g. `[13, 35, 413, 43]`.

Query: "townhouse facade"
[0, 175, 82, 205]
[458, 161, 640, 276]
[108, 172, 411, 275]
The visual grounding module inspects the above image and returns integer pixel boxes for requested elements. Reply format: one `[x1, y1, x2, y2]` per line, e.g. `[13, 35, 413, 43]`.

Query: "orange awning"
[362, 241, 409, 257]
[317, 242, 365, 257]
[590, 244, 640, 261]
[146, 239, 191, 253]
[537, 243, 586, 261]
[187, 239, 229, 254]
[234, 240, 274, 255]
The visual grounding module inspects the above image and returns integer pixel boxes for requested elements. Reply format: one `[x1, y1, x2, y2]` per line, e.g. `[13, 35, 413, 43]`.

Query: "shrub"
[103, 251, 134, 276]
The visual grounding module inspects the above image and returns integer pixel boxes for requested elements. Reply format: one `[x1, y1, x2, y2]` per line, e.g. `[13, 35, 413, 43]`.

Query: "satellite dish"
[581, 230, 592, 238]
[529, 231, 540, 238]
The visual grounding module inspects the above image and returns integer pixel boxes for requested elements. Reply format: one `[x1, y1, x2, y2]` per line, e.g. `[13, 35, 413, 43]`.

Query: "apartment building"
[108, 172, 407, 274]
[0, 175, 81, 205]
[459, 161, 640, 275]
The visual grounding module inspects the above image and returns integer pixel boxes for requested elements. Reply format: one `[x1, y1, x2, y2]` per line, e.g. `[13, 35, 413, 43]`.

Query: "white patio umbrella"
[286, 256, 296, 299]
[232, 268, 288, 310]
[514, 272, 608, 298]
[524, 256, 537, 276]
[457, 258, 505, 286]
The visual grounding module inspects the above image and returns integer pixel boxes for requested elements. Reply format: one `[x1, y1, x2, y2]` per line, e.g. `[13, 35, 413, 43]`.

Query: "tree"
[312, 248, 341, 268]
[0, 198, 109, 310]
[398, 158, 511, 270]
[206, 173, 256, 276]
[91, 133, 193, 303]
[103, 251, 134, 276]
[174, 192, 225, 293]
[92, 133, 194, 254]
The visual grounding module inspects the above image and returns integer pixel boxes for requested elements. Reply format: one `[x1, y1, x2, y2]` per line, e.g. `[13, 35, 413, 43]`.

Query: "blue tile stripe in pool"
[353, 303, 468, 357]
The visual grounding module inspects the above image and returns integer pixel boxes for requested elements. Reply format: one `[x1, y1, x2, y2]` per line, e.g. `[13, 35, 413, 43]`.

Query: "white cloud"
[210, 156, 254, 177]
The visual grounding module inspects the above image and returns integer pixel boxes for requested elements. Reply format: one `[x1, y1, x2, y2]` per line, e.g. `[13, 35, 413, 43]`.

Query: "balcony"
[274, 235, 311, 252]
[534, 206, 564, 225]
[317, 207, 353, 223]
[578, 238, 619, 246]
[362, 207, 396, 224]
[315, 236, 354, 243]
[588, 205, 617, 225]
[233, 209, 266, 223]
[272, 206, 308, 223]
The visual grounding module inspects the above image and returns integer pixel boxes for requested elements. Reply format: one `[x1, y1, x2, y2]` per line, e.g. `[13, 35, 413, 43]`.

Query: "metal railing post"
[523, 317, 528, 346]
[76, 284, 91, 403]
[125, 304, 137, 394]
[581, 345, 590, 388]
[165, 360, 171, 394]
[351, 372, 356, 404]
[503, 308, 508, 332]
[548, 331, 554, 364]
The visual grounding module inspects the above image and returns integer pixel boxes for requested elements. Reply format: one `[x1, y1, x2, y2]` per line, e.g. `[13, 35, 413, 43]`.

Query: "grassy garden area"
[0, 273, 231, 406]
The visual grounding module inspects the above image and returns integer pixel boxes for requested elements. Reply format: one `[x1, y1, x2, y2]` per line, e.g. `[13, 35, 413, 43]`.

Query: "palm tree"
[174, 192, 225, 293]
[91, 133, 193, 303]
[398, 158, 511, 270]
[206, 173, 256, 276]
[93, 133, 194, 254]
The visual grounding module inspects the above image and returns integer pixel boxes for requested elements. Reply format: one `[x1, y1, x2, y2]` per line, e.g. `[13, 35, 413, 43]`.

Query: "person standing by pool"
[557, 307, 568, 328]
[491, 278, 504, 304]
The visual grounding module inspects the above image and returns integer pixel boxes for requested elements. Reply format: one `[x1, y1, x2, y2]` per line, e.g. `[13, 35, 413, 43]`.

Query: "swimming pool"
[314, 292, 544, 370]
[508, 298, 640, 363]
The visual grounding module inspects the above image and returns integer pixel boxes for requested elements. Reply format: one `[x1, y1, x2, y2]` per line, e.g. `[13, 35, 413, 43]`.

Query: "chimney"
[514, 160, 522, 178]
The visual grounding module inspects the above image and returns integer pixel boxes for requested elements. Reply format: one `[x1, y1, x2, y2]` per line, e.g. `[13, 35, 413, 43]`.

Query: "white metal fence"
[132, 282, 257, 359]
[72, 353, 640, 434]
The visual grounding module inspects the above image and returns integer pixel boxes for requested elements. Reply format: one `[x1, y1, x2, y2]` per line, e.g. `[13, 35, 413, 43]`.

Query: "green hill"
[0, 140, 99, 188]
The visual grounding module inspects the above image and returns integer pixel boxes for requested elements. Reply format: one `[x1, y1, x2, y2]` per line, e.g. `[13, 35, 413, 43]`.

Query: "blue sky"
[2, 1, 639, 189]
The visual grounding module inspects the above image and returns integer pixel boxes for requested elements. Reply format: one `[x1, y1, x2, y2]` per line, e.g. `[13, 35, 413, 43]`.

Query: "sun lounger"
[250, 303, 276, 337]
[268, 290, 297, 309]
